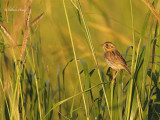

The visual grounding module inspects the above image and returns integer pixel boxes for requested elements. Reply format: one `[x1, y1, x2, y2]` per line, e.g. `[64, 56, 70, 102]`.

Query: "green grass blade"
[126, 0, 136, 119]
[57, 65, 61, 119]
[42, 82, 106, 120]
[62, 1, 88, 118]
[79, 59, 91, 116]
[26, 47, 42, 119]
[72, 1, 111, 118]
[110, 81, 114, 120]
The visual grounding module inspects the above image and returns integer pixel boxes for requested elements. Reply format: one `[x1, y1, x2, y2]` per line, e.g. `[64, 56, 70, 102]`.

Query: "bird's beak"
[101, 43, 104, 47]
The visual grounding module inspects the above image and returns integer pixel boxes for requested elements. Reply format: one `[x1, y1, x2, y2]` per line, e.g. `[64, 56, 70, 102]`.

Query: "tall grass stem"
[62, 0, 88, 118]
[127, 0, 135, 119]
[75, 0, 111, 118]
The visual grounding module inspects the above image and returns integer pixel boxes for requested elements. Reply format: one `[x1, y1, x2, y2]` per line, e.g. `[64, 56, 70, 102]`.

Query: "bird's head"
[102, 42, 116, 51]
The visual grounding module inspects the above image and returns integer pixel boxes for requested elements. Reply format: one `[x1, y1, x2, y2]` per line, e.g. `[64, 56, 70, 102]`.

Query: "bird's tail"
[124, 66, 131, 75]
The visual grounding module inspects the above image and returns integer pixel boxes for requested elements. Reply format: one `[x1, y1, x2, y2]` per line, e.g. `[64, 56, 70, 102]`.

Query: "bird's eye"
[106, 44, 110, 48]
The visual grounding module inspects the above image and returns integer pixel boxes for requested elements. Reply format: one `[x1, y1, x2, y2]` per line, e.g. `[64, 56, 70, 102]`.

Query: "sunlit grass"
[0, 0, 160, 120]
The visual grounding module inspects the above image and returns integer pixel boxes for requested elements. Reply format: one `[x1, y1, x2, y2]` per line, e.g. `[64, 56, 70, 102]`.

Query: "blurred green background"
[0, 0, 160, 119]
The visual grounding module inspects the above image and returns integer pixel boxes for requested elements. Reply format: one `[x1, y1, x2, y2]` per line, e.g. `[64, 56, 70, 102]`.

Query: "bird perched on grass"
[102, 42, 131, 82]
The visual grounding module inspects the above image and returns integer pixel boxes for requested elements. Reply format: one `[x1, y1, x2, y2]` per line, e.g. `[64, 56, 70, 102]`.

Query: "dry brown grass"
[142, 0, 160, 23]
[20, 3, 31, 61]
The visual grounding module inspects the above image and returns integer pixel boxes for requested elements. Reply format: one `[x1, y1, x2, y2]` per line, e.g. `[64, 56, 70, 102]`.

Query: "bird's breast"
[104, 51, 120, 70]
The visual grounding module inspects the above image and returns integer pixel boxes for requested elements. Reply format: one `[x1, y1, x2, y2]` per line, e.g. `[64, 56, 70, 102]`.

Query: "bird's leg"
[112, 70, 119, 83]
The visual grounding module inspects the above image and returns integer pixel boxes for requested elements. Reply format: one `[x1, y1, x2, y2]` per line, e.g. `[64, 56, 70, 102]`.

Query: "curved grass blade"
[62, 1, 88, 118]
[42, 82, 106, 120]
[63, 58, 94, 117]
[71, 1, 111, 118]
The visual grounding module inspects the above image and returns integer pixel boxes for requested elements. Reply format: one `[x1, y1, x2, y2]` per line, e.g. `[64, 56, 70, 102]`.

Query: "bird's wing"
[112, 50, 127, 65]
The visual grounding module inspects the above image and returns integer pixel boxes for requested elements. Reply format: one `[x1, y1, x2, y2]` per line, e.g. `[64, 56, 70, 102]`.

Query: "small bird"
[102, 42, 131, 81]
